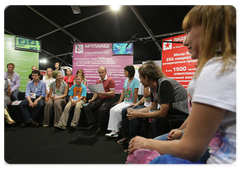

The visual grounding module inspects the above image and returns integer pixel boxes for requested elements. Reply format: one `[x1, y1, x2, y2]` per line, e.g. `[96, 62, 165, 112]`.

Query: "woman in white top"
[128, 6, 236, 164]
[43, 68, 55, 102]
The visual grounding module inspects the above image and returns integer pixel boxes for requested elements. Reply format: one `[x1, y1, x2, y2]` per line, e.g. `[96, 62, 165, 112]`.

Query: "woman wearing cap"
[42, 71, 68, 127]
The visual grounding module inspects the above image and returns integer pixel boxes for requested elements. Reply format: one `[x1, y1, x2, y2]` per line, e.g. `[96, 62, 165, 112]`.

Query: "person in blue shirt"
[19, 70, 46, 128]
[105, 65, 139, 138]
[55, 75, 87, 132]
[4, 63, 20, 101]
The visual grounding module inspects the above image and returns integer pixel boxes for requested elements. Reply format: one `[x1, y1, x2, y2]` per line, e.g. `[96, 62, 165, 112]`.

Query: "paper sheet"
[87, 83, 105, 93]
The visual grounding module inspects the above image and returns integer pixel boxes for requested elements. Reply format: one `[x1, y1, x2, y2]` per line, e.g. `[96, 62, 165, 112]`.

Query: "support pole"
[130, 6, 162, 54]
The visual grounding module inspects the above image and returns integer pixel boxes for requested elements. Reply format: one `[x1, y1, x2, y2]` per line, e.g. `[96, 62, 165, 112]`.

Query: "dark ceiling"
[4, 5, 193, 70]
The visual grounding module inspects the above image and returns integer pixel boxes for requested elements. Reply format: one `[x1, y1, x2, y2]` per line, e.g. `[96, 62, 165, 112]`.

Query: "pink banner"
[73, 43, 133, 93]
[162, 34, 198, 88]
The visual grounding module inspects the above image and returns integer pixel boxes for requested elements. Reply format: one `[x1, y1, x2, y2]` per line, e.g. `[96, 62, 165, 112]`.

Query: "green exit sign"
[15, 36, 41, 53]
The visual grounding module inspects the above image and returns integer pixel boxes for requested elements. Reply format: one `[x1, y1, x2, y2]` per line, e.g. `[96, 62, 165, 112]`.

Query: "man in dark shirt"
[127, 60, 189, 138]
[28, 65, 43, 81]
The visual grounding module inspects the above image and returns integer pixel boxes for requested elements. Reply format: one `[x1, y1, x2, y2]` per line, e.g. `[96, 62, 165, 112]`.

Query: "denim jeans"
[11, 89, 19, 101]
[121, 104, 146, 139]
[154, 133, 169, 141]
[19, 98, 45, 124]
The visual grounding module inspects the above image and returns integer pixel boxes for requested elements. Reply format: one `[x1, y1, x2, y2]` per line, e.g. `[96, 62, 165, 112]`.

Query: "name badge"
[73, 96, 79, 101]
[56, 89, 61, 94]
[30, 93, 36, 99]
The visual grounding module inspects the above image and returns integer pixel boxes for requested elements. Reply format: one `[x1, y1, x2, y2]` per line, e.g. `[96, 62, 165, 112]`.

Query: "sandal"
[117, 138, 129, 144]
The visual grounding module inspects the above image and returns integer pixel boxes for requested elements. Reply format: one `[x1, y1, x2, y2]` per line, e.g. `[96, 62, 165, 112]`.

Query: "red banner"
[162, 34, 197, 88]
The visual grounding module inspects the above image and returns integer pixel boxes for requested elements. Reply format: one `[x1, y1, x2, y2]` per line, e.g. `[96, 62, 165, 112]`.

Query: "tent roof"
[4, 5, 193, 70]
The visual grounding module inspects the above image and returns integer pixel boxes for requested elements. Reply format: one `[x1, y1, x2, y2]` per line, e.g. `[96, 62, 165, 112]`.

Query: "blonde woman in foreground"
[128, 6, 236, 164]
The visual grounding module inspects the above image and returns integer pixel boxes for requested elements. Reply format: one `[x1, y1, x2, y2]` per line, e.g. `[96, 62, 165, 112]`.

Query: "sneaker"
[54, 124, 66, 130]
[105, 131, 118, 138]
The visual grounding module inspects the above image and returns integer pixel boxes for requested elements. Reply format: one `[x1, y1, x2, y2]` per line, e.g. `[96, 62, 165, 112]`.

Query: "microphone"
[126, 34, 139, 47]
[126, 39, 132, 48]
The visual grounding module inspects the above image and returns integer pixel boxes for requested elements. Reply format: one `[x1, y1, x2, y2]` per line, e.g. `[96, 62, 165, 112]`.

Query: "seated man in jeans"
[19, 70, 46, 127]
[127, 61, 189, 138]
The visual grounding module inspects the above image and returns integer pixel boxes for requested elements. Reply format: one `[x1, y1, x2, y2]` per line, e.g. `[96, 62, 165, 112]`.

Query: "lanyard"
[7, 72, 14, 81]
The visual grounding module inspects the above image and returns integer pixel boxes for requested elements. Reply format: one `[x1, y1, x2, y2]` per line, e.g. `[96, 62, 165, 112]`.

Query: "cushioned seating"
[5, 92, 123, 127]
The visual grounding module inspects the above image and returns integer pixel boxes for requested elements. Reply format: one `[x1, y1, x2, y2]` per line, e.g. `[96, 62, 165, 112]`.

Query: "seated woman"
[63, 68, 75, 89]
[4, 78, 15, 125]
[63, 68, 75, 102]
[118, 87, 150, 144]
[128, 6, 236, 164]
[75, 69, 87, 86]
[42, 68, 55, 103]
[105, 65, 139, 137]
[42, 71, 68, 127]
[28, 65, 43, 81]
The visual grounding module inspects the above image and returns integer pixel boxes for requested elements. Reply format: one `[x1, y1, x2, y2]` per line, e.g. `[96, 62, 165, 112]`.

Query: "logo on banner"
[163, 40, 172, 51]
[75, 44, 83, 53]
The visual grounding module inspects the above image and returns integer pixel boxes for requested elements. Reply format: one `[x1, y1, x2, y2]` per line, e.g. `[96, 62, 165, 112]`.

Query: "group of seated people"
[4, 5, 236, 164]
[4, 61, 190, 144]
[4, 62, 87, 128]
[1, 61, 191, 152]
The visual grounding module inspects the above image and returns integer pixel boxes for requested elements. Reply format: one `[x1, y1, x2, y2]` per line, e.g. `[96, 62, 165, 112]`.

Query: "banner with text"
[4, 34, 39, 92]
[73, 43, 133, 94]
[162, 34, 197, 88]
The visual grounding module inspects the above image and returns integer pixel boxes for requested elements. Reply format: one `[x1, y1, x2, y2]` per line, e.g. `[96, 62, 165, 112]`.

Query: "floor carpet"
[5, 125, 128, 164]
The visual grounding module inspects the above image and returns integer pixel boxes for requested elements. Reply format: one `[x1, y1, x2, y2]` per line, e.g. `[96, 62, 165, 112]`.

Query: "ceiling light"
[40, 59, 47, 64]
[110, 5, 120, 11]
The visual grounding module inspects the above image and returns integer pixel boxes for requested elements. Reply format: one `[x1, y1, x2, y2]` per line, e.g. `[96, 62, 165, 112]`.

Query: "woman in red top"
[63, 68, 75, 90]
[63, 68, 75, 102]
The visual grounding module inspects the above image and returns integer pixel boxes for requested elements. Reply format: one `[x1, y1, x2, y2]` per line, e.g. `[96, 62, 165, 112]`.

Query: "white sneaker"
[105, 131, 118, 138]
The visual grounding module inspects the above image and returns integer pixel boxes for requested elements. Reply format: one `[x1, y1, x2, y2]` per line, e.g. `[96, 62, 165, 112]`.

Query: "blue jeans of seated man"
[121, 104, 146, 139]
[153, 132, 210, 163]
[19, 98, 45, 124]
[154, 133, 169, 141]
[11, 89, 19, 101]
